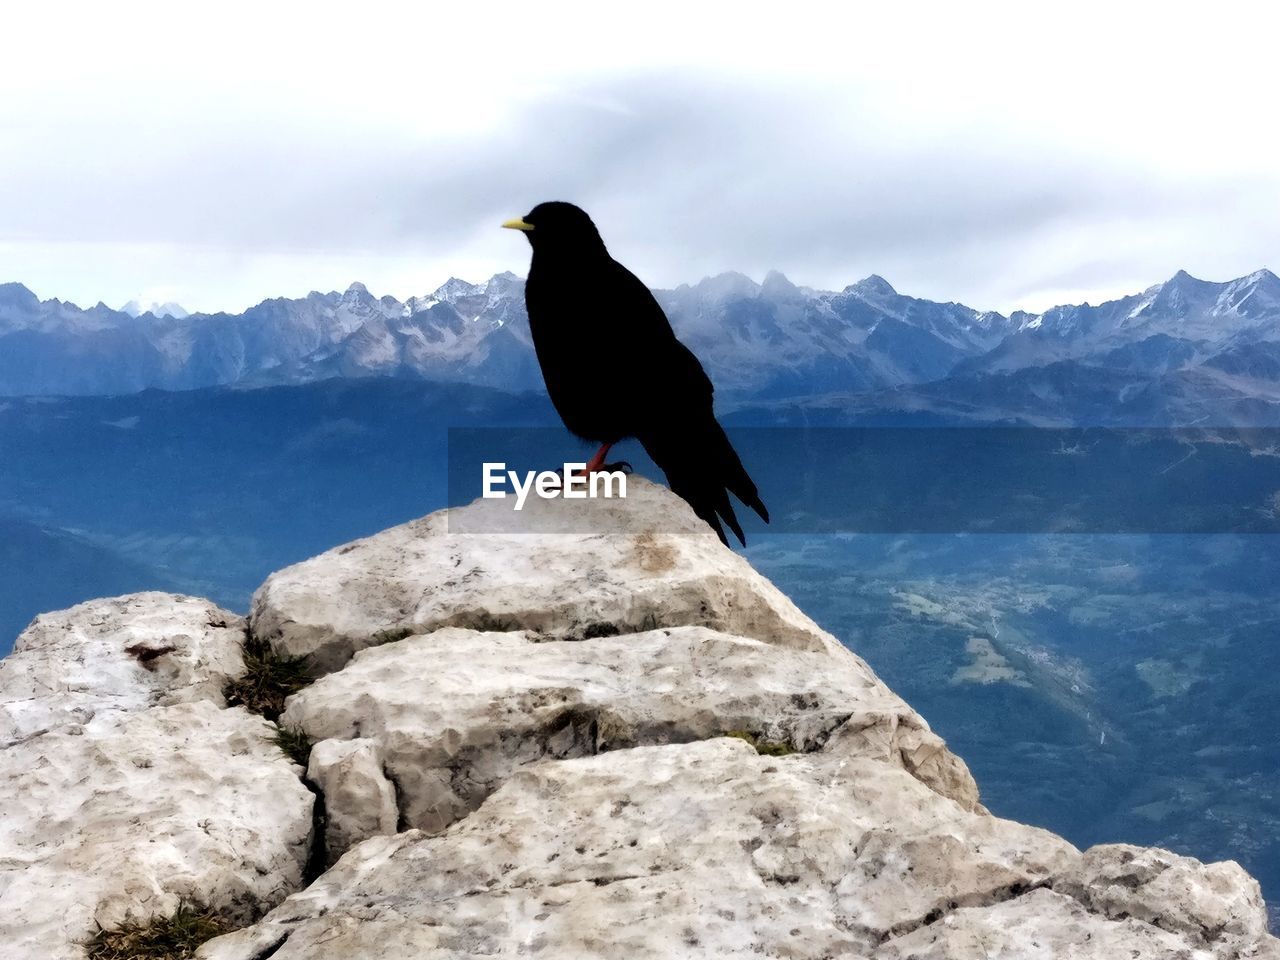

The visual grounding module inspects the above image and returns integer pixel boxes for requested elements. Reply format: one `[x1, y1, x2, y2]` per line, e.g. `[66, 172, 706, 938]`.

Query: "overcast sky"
[2, 1, 1278, 315]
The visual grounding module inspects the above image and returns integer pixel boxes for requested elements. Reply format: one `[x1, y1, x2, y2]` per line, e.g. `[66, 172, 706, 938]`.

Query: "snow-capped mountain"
[2, 269, 1279, 422]
[961, 269, 1280, 376]
[653, 271, 1017, 397]
[0, 270, 1025, 398]
[0, 275, 539, 396]
[120, 299, 189, 320]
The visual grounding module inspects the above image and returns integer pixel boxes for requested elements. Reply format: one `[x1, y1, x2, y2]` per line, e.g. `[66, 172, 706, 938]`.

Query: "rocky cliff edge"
[0, 479, 1274, 959]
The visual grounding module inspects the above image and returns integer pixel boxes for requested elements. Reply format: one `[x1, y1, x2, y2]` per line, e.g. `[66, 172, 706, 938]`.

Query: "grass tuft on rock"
[224, 634, 312, 721]
[272, 724, 314, 768]
[724, 730, 795, 757]
[87, 903, 231, 960]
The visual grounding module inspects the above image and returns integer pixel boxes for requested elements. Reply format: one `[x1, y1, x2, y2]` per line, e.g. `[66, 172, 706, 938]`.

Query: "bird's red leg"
[578, 442, 613, 476]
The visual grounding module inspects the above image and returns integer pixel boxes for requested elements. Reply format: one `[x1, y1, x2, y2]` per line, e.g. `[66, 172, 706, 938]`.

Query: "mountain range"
[2, 267, 1280, 423]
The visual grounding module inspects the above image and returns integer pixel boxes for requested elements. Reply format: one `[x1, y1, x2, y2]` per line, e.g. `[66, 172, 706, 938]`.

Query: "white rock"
[281, 625, 980, 836]
[875, 887, 1212, 959]
[1053, 844, 1272, 949]
[0, 701, 314, 960]
[0, 593, 245, 746]
[306, 738, 398, 863]
[251, 478, 851, 673]
[7, 490, 1276, 959]
[199, 739, 1077, 960]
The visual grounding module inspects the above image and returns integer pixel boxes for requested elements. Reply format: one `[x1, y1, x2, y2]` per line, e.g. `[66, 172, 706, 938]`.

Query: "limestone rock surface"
[0, 702, 313, 960]
[251, 478, 851, 673]
[283, 624, 980, 844]
[306, 737, 399, 864]
[1053, 844, 1274, 949]
[0, 592, 245, 746]
[0, 593, 313, 960]
[4, 486, 1276, 960]
[203, 735, 1278, 959]
[200, 740, 1278, 959]
[875, 888, 1219, 959]
[198, 739, 1077, 960]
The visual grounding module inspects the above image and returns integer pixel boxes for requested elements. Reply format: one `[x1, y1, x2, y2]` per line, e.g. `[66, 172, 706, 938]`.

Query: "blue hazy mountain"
[0, 379, 561, 626]
[0, 515, 181, 642]
[4, 269, 1280, 420]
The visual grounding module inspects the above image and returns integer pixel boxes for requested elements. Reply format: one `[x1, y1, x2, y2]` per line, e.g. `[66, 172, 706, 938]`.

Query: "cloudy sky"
[3, 1, 1277, 315]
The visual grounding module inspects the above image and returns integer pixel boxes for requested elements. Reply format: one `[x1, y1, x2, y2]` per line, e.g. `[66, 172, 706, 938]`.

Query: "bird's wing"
[602, 260, 715, 398]
[603, 261, 767, 545]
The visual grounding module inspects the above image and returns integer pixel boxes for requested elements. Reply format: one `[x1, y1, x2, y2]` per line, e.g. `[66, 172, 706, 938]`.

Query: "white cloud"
[2, 0, 1278, 313]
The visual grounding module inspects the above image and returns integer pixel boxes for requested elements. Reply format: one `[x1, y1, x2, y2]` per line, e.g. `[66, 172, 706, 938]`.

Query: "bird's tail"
[641, 416, 768, 547]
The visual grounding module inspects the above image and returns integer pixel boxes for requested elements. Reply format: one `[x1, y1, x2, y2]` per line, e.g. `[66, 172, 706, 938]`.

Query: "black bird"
[503, 201, 768, 545]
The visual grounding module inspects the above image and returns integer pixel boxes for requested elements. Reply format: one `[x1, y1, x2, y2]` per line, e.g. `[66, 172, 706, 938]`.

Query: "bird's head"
[502, 201, 605, 253]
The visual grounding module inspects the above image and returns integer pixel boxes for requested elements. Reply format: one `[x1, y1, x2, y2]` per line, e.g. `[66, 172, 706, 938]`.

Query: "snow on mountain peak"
[120, 299, 189, 319]
[432, 277, 483, 303]
[850, 275, 898, 298]
[1234, 268, 1280, 295]
[7, 267, 1280, 400]
[1145, 269, 1215, 315]
[1219, 267, 1280, 319]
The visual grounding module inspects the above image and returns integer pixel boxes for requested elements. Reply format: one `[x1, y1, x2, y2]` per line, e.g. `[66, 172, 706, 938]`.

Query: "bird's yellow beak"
[502, 218, 535, 232]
